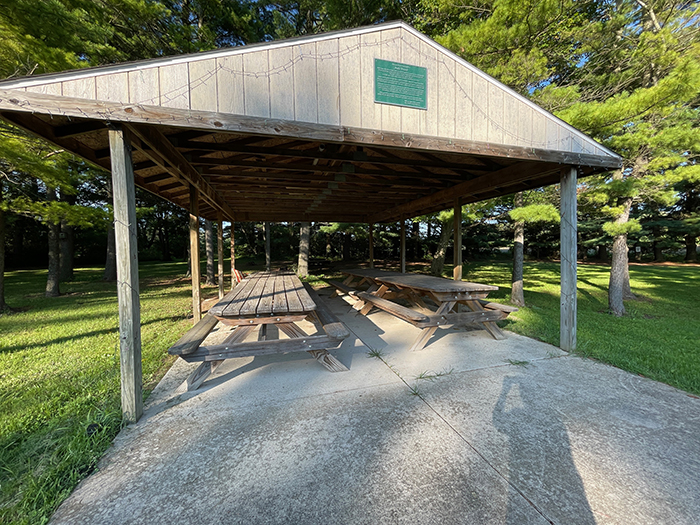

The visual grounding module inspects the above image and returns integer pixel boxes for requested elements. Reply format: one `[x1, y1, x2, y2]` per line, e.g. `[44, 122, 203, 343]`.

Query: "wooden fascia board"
[0, 111, 112, 172]
[0, 90, 624, 171]
[369, 161, 561, 223]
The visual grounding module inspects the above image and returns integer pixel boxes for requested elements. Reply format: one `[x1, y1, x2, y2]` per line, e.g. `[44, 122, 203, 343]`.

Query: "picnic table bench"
[328, 268, 516, 351]
[169, 271, 349, 390]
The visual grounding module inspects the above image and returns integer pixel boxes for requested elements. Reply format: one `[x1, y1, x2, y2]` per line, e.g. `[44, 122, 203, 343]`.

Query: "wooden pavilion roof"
[0, 22, 622, 223]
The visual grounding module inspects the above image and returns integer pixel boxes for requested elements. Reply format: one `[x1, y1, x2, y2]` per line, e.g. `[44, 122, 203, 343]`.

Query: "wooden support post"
[108, 126, 143, 423]
[560, 167, 578, 351]
[453, 199, 462, 281]
[189, 185, 201, 323]
[369, 223, 374, 269]
[400, 218, 406, 273]
[217, 212, 224, 299]
[230, 221, 236, 290]
[265, 222, 271, 271]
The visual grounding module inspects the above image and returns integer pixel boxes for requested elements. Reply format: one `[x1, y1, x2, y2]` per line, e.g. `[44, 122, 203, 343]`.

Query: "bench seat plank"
[168, 313, 219, 356]
[303, 283, 350, 341]
[356, 292, 430, 324]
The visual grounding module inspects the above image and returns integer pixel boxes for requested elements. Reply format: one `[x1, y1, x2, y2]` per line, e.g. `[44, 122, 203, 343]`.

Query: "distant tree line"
[0, 0, 697, 317]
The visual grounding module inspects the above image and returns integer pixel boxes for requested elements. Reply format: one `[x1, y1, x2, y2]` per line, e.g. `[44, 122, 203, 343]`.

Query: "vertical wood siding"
[13, 26, 613, 157]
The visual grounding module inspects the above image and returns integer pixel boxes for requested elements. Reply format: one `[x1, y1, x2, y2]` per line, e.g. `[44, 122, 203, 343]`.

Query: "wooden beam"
[54, 120, 106, 138]
[201, 167, 451, 188]
[232, 212, 369, 223]
[0, 89, 622, 169]
[369, 161, 561, 223]
[560, 167, 578, 351]
[453, 199, 462, 281]
[190, 185, 202, 323]
[400, 219, 406, 274]
[124, 123, 235, 221]
[107, 126, 143, 424]
[190, 154, 466, 181]
[369, 223, 374, 269]
[179, 139, 492, 173]
[0, 111, 112, 171]
[217, 212, 225, 299]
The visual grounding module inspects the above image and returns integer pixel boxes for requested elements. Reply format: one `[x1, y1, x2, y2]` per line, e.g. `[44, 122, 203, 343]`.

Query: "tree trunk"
[430, 219, 453, 276]
[343, 232, 351, 261]
[298, 222, 310, 277]
[205, 219, 215, 285]
[185, 240, 191, 278]
[608, 195, 634, 316]
[0, 183, 8, 312]
[685, 234, 697, 262]
[652, 226, 664, 262]
[412, 221, 420, 259]
[325, 232, 332, 258]
[265, 222, 271, 271]
[597, 244, 608, 262]
[59, 220, 74, 282]
[46, 220, 61, 297]
[103, 219, 117, 281]
[511, 192, 525, 307]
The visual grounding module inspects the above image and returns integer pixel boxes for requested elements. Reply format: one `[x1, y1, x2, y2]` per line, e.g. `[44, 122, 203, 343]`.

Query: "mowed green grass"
[455, 261, 700, 395]
[0, 261, 220, 525]
[1, 260, 698, 524]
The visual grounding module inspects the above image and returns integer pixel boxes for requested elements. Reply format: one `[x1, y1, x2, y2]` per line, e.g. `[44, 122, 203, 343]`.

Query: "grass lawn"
[1, 258, 698, 524]
[0, 261, 220, 525]
[456, 260, 700, 395]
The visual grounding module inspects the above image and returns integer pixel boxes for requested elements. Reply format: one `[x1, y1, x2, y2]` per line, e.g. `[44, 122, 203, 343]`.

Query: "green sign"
[374, 59, 427, 110]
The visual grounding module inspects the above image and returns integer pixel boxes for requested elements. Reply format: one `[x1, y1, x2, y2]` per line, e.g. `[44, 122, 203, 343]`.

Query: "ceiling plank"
[125, 123, 236, 221]
[370, 161, 562, 222]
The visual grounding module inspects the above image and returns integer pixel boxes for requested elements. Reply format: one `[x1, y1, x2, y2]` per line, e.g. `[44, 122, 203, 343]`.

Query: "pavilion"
[0, 21, 622, 421]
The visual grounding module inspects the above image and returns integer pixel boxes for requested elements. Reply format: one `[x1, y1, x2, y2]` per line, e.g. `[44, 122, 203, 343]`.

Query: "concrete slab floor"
[50, 289, 700, 525]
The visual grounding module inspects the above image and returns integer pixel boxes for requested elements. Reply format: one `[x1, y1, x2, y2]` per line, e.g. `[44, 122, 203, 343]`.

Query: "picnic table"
[329, 268, 516, 351]
[169, 271, 349, 390]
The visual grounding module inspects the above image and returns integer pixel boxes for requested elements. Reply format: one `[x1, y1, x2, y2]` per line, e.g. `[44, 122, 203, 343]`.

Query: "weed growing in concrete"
[367, 348, 384, 359]
[415, 368, 454, 382]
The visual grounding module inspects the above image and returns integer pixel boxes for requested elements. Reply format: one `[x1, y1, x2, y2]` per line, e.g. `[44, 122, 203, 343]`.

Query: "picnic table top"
[209, 271, 316, 318]
[341, 268, 498, 294]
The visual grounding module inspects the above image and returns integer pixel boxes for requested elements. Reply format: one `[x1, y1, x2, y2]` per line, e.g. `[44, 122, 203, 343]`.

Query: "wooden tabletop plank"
[256, 272, 278, 315]
[342, 268, 497, 293]
[238, 272, 270, 316]
[210, 273, 259, 317]
[282, 272, 304, 313]
[341, 268, 404, 280]
[272, 273, 289, 315]
[212, 271, 315, 319]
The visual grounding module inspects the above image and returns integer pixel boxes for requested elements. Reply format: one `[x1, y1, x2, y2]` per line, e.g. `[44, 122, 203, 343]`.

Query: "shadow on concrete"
[493, 374, 596, 524]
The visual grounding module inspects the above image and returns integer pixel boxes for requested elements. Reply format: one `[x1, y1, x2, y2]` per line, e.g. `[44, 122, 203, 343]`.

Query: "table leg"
[277, 323, 348, 372]
[359, 284, 388, 315]
[184, 324, 256, 391]
[353, 282, 379, 312]
[408, 301, 456, 351]
[463, 300, 506, 340]
[332, 275, 357, 298]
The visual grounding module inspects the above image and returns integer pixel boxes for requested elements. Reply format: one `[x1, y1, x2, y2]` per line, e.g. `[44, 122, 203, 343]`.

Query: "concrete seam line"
[417, 393, 556, 525]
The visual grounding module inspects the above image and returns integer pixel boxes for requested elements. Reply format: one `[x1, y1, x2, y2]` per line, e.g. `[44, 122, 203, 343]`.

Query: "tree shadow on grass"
[0, 316, 184, 355]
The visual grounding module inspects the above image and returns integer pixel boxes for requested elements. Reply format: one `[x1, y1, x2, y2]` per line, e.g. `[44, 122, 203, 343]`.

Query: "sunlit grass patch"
[457, 260, 700, 395]
[0, 262, 204, 525]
